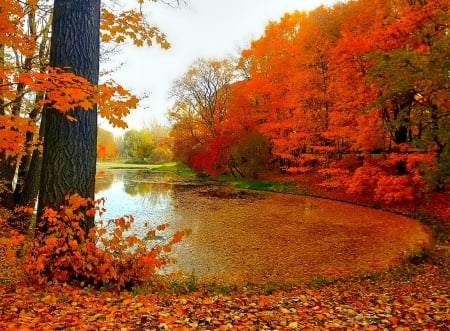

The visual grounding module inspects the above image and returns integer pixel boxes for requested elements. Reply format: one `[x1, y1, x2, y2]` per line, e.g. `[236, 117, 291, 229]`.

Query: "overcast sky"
[100, 0, 338, 133]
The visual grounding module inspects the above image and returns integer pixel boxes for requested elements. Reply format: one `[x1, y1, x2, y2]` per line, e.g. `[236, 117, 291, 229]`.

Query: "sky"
[100, 0, 338, 134]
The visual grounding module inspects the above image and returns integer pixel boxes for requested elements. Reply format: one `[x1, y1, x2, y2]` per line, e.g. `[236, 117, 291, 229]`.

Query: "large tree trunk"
[37, 0, 100, 231]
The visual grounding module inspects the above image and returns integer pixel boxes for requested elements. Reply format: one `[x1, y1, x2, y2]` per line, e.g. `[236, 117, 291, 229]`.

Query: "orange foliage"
[0, 116, 36, 160]
[101, 8, 170, 49]
[21, 195, 188, 288]
[374, 175, 415, 203]
[10, 67, 138, 128]
[215, 0, 449, 201]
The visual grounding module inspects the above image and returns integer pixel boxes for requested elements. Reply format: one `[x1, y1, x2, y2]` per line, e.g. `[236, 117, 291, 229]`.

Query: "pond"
[95, 169, 204, 230]
[95, 169, 431, 284]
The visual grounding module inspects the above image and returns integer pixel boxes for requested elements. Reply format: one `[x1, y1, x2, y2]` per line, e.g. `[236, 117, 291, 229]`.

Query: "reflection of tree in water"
[123, 171, 174, 208]
[95, 170, 116, 193]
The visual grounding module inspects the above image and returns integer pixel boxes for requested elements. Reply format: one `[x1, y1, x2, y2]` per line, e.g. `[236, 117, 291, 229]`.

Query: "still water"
[94, 169, 430, 282]
[95, 169, 204, 233]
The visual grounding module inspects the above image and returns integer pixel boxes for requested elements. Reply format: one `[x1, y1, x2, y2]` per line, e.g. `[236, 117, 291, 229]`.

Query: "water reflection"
[95, 170, 115, 192]
[95, 169, 185, 233]
[93, 169, 430, 282]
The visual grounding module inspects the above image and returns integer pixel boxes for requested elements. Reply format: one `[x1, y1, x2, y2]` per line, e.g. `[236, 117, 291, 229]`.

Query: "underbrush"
[2, 194, 188, 290]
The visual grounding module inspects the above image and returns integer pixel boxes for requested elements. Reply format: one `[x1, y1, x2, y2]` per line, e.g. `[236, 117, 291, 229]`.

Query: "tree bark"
[0, 43, 17, 209]
[14, 6, 52, 208]
[17, 112, 46, 208]
[37, 0, 100, 231]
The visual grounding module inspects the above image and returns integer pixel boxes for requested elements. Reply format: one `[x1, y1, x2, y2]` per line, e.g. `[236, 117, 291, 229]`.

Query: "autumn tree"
[236, 9, 342, 170]
[326, 0, 388, 156]
[1, 0, 180, 231]
[219, 80, 272, 178]
[366, 0, 450, 189]
[144, 122, 173, 164]
[169, 58, 237, 174]
[123, 129, 154, 161]
[170, 58, 236, 135]
[35, 0, 101, 231]
[224, 0, 449, 200]
[0, 0, 52, 208]
[327, 0, 449, 197]
[97, 128, 118, 159]
[229, 131, 271, 178]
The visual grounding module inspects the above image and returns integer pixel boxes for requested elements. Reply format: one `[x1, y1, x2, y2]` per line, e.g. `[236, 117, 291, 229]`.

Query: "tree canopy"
[169, 0, 449, 203]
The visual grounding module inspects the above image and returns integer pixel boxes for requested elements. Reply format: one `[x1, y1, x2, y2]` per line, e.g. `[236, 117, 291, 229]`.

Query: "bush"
[22, 194, 187, 289]
[229, 131, 271, 178]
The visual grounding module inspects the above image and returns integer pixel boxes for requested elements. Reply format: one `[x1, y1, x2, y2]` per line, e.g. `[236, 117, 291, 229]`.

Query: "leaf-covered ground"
[1, 176, 449, 330]
[1, 254, 449, 330]
[166, 187, 431, 284]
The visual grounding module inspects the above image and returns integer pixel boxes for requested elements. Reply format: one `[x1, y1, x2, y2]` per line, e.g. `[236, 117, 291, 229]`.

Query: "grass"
[175, 167, 197, 176]
[230, 178, 298, 194]
[96, 161, 177, 170]
[165, 273, 199, 295]
[306, 275, 334, 288]
[96, 161, 197, 177]
[404, 246, 433, 265]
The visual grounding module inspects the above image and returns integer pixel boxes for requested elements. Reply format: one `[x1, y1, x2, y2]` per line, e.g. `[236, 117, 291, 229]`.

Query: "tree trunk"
[37, 0, 100, 231]
[14, 93, 44, 206]
[13, 6, 51, 208]
[0, 43, 16, 209]
[17, 112, 46, 208]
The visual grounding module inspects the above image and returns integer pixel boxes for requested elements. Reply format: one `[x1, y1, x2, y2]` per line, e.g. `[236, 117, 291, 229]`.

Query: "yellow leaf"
[66, 115, 77, 122]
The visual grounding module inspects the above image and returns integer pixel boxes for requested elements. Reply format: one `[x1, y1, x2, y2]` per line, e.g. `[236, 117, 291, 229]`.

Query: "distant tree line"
[97, 124, 173, 164]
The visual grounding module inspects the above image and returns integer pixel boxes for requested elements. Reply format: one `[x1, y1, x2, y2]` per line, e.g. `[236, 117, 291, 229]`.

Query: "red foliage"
[188, 135, 232, 176]
[97, 144, 107, 159]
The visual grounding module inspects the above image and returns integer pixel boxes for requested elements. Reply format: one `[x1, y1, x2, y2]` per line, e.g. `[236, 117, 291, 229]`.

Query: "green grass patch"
[149, 163, 197, 177]
[233, 179, 297, 194]
[96, 161, 177, 170]
[165, 273, 199, 295]
[96, 161, 157, 170]
[306, 275, 336, 288]
[176, 168, 197, 177]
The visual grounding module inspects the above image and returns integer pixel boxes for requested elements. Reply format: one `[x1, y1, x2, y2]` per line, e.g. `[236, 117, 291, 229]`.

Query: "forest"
[0, 0, 449, 329]
[169, 0, 450, 206]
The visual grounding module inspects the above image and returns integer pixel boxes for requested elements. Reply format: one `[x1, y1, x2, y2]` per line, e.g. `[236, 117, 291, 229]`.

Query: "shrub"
[374, 174, 416, 203]
[22, 194, 187, 289]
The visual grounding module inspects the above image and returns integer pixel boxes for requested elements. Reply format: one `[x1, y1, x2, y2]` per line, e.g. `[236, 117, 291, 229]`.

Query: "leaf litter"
[0, 186, 449, 330]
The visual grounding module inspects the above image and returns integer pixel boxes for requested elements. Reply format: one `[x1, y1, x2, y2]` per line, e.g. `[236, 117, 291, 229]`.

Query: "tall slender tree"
[37, 0, 101, 230]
